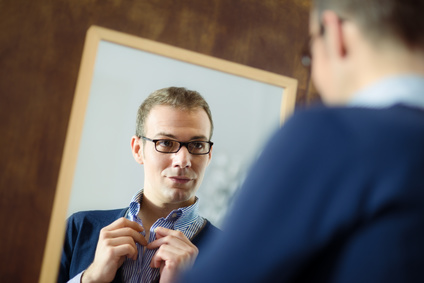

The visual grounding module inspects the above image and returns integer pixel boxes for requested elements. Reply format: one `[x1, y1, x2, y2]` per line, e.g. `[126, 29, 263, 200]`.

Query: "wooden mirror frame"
[39, 25, 297, 283]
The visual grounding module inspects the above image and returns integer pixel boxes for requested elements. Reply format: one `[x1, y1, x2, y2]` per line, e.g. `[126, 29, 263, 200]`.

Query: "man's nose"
[173, 145, 192, 168]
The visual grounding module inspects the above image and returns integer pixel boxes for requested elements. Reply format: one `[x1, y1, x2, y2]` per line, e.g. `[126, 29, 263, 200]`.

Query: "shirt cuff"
[67, 271, 84, 283]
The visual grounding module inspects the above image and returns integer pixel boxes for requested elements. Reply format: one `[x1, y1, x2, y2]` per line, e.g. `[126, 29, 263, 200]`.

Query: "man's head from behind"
[313, 0, 424, 50]
[310, 0, 424, 104]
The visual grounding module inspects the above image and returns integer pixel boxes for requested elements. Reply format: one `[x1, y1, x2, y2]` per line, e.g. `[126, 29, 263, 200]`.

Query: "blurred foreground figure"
[180, 0, 424, 282]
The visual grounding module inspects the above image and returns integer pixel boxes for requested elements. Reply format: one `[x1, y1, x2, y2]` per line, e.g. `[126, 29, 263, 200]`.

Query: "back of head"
[313, 0, 424, 51]
[135, 87, 214, 138]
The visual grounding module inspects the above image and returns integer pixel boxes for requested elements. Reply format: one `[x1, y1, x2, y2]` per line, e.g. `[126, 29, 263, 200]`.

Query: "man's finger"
[100, 218, 147, 246]
[149, 244, 185, 268]
[153, 227, 187, 240]
[147, 228, 191, 250]
[103, 217, 144, 233]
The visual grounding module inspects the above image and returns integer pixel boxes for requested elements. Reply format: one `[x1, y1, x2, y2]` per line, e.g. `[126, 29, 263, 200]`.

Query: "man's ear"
[322, 10, 347, 59]
[131, 136, 144, 164]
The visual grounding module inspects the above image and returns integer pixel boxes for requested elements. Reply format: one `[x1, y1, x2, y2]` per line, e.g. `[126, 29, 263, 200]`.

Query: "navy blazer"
[181, 105, 424, 283]
[58, 208, 220, 282]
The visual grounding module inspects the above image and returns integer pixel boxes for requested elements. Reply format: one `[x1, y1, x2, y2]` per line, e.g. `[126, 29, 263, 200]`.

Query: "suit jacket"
[58, 208, 220, 282]
[181, 104, 424, 283]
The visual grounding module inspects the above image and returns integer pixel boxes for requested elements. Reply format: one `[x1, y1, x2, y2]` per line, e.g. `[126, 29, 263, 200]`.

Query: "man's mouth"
[168, 176, 192, 184]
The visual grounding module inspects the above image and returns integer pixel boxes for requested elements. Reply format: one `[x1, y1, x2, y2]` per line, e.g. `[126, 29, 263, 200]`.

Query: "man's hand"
[147, 227, 199, 283]
[82, 218, 147, 283]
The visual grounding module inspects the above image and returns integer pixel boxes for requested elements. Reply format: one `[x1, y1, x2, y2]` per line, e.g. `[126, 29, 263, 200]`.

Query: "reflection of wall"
[198, 152, 246, 226]
[68, 41, 283, 227]
[0, 1, 311, 281]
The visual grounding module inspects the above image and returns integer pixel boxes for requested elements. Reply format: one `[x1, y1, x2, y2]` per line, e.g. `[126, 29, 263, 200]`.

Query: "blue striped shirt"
[121, 190, 206, 282]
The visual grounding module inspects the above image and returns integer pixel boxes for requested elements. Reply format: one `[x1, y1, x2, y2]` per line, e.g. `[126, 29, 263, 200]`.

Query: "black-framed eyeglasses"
[301, 17, 346, 68]
[141, 136, 213, 155]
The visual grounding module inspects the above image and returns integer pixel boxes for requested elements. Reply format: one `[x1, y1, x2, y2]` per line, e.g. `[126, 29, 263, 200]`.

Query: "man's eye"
[157, 140, 174, 148]
[192, 142, 205, 149]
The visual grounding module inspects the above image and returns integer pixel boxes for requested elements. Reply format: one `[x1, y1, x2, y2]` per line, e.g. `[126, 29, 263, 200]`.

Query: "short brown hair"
[313, 0, 424, 50]
[135, 87, 214, 139]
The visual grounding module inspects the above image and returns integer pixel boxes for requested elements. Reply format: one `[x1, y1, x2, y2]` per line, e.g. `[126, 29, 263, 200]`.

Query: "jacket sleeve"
[57, 214, 77, 283]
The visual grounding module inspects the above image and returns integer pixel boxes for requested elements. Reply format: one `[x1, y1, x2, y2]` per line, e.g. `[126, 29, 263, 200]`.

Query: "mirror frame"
[39, 25, 298, 282]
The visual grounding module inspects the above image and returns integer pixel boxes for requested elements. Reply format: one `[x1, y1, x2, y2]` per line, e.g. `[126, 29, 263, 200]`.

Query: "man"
[180, 0, 424, 282]
[59, 87, 219, 283]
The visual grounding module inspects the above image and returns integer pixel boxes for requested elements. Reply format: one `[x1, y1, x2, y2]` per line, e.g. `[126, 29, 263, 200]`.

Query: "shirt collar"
[348, 74, 424, 109]
[127, 189, 201, 232]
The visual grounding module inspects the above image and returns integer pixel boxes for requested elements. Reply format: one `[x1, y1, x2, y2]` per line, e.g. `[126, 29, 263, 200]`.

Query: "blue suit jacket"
[181, 104, 424, 283]
[58, 208, 220, 282]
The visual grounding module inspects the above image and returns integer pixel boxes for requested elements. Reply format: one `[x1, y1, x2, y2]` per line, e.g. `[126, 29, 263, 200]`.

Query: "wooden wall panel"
[0, 0, 312, 281]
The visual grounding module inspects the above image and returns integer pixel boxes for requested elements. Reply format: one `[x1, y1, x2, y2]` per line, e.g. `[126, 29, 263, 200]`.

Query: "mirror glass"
[68, 39, 290, 226]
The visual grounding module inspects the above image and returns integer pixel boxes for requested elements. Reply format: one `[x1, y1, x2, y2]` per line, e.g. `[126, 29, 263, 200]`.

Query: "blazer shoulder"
[191, 219, 221, 248]
[68, 208, 127, 228]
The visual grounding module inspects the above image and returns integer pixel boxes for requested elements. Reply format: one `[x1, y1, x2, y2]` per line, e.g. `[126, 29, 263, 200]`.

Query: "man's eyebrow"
[154, 132, 209, 141]
[190, 135, 209, 141]
[154, 132, 177, 139]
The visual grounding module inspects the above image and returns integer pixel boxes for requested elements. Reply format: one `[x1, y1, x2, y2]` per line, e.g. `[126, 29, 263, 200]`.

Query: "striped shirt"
[121, 190, 206, 282]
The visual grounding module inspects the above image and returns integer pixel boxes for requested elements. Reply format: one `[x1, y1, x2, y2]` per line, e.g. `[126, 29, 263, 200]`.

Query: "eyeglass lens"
[155, 140, 211, 154]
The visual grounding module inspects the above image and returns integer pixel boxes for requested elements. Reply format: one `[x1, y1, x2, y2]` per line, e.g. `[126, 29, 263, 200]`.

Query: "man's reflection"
[58, 87, 220, 283]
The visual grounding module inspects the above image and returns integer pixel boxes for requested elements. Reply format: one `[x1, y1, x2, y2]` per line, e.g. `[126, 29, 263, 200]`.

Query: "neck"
[138, 190, 195, 232]
[362, 50, 424, 84]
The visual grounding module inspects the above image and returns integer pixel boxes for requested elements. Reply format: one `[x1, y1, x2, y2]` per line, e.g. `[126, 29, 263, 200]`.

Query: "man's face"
[133, 105, 212, 207]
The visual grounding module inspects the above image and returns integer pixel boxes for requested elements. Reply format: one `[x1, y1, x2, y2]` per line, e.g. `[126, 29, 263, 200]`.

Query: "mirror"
[40, 25, 297, 282]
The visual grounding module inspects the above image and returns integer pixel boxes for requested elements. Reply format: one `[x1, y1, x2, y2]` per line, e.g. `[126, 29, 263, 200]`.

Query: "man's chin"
[162, 187, 196, 205]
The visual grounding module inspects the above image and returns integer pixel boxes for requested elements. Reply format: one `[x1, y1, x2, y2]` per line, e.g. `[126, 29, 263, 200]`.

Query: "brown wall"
[0, 0, 313, 281]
